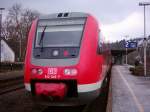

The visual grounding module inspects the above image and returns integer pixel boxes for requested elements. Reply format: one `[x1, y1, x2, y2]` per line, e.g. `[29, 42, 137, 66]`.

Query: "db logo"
[48, 68, 58, 75]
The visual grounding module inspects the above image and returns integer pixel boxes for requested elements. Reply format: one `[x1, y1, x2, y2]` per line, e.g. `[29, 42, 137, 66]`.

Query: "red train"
[24, 12, 111, 105]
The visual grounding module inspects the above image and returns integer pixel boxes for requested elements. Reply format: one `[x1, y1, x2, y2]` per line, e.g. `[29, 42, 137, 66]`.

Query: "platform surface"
[112, 65, 150, 112]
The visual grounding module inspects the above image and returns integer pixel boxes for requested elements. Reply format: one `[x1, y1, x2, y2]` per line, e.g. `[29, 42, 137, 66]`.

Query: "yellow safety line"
[116, 66, 144, 112]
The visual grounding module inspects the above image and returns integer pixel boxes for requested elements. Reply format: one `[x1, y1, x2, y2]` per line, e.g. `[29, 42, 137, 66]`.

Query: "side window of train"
[97, 31, 103, 54]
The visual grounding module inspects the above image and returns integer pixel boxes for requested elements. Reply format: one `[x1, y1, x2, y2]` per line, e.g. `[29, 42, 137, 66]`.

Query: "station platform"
[111, 65, 150, 112]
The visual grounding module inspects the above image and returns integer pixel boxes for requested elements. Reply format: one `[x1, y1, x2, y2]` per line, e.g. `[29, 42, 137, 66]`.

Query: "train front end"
[24, 12, 104, 105]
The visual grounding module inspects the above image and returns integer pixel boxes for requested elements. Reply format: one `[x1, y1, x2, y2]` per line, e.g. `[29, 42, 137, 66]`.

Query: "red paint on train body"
[24, 12, 111, 105]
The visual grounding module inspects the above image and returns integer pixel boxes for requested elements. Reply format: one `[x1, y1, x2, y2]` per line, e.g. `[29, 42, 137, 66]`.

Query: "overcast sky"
[0, 0, 150, 42]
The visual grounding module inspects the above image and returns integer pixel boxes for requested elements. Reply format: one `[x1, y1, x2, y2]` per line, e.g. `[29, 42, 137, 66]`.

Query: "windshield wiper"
[39, 25, 47, 52]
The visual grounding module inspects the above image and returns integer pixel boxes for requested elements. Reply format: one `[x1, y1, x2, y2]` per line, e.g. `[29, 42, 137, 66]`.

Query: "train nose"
[35, 83, 67, 100]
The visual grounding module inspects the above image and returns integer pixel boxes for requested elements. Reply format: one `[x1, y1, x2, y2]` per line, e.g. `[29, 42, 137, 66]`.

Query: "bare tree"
[21, 9, 40, 38]
[2, 3, 40, 61]
[20, 9, 40, 59]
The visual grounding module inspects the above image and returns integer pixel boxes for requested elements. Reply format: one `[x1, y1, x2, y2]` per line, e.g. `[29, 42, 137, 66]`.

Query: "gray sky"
[0, 0, 150, 42]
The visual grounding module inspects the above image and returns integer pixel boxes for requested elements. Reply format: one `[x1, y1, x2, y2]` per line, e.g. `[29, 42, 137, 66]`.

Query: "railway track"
[0, 72, 24, 95]
[41, 93, 108, 112]
[42, 105, 85, 112]
[0, 83, 24, 95]
[0, 62, 23, 72]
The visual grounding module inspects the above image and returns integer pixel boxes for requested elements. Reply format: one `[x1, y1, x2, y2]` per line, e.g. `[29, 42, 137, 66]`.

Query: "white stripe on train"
[24, 80, 103, 93]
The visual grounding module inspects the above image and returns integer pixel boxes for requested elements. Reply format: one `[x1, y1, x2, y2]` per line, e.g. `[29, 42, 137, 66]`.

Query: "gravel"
[0, 89, 45, 112]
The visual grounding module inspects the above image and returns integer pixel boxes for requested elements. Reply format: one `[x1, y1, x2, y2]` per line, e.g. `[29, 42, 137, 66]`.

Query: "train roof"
[39, 12, 88, 20]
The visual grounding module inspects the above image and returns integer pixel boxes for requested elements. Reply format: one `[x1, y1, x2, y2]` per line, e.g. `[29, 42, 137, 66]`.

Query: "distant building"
[0, 37, 15, 62]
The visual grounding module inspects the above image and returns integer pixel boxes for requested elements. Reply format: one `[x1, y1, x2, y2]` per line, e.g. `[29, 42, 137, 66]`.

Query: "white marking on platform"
[116, 66, 144, 112]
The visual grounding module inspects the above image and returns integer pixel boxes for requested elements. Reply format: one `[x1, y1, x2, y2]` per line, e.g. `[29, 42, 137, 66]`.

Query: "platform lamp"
[0, 8, 5, 63]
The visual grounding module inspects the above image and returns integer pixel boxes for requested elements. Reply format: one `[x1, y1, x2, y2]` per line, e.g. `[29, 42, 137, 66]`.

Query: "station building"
[0, 37, 15, 62]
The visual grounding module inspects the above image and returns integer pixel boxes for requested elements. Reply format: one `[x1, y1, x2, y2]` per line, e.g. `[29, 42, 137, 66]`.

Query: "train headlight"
[37, 69, 43, 75]
[31, 68, 37, 74]
[31, 68, 43, 75]
[64, 69, 71, 75]
[71, 69, 78, 75]
[64, 69, 78, 76]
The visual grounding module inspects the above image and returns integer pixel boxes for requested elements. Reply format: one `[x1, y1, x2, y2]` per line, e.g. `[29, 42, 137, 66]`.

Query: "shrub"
[129, 67, 134, 72]
[133, 66, 144, 76]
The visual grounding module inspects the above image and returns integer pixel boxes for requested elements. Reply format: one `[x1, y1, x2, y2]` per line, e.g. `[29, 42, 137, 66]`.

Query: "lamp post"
[143, 38, 147, 76]
[139, 2, 150, 76]
[0, 8, 5, 63]
[125, 35, 129, 65]
[126, 44, 128, 65]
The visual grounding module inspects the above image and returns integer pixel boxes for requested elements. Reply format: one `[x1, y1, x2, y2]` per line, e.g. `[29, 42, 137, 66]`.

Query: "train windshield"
[35, 18, 85, 47]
